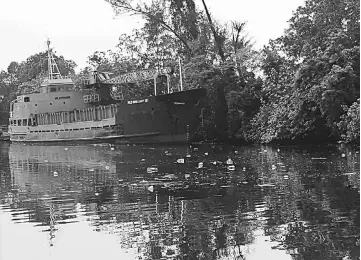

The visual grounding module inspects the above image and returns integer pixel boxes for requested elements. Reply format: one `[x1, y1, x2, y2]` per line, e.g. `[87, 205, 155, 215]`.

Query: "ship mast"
[47, 39, 62, 80]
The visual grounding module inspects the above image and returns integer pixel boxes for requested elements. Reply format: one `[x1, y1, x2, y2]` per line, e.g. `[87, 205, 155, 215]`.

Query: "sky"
[0, 0, 305, 72]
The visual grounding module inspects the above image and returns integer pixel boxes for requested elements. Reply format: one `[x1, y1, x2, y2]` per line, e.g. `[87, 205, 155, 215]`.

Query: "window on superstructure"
[49, 87, 57, 92]
[24, 97, 30, 102]
[28, 119, 32, 126]
[17, 120, 21, 126]
[23, 119, 27, 126]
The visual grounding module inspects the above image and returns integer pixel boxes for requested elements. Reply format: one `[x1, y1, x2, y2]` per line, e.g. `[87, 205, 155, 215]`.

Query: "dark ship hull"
[114, 88, 205, 144]
[9, 88, 206, 144]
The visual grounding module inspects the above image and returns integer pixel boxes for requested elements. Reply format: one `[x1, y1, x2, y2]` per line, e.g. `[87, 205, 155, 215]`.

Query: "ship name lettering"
[55, 96, 71, 100]
[127, 99, 149, 105]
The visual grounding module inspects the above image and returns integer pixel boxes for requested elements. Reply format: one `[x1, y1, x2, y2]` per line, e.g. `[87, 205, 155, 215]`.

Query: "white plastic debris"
[226, 159, 233, 165]
[147, 167, 158, 173]
[177, 158, 185, 164]
[53, 171, 58, 177]
[140, 159, 146, 162]
[198, 162, 203, 168]
[105, 166, 110, 170]
[284, 175, 289, 179]
[227, 165, 236, 171]
[212, 161, 217, 165]
[243, 167, 246, 171]
[271, 165, 277, 170]
[110, 147, 115, 151]
[234, 151, 238, 154]
[277, 149, 280, 152]
[194, 147, 198, 151]
[186, 154, 191, 158]
[89, 169, 95, 172]
[341, 153, 346, 158]
[343, 172, 356, 175]
[185, 174, 191, 179]
[204, 152, 208, 156]
[95, 192, 99, 196]
[148, 186, 154, 192]
[64, 148, 68, 151]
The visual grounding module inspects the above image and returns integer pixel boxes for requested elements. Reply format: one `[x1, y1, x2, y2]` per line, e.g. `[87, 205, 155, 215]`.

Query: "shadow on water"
[0, 142, 359, 260]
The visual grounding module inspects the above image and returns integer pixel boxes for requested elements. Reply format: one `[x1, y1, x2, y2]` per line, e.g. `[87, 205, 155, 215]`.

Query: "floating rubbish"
[212, 161, 217, 165]
[89, 169, 95, 172]
[110, 147, 115, 151]
[264, 150, 267, 152]
[204, 152, 208, 156]
[147, 167, 158, 173]
[44, 160, 48, 163]
[227, 165, 236, 171]
[243, 167, 246, 171]
[343, 172, 356, 175]
[241, 181, 248, 184]
[234, 151, 238, 154]
[95, 192, 99, 196]
[341, 153, 346, 158]
[256, 179, 275, 187]
[284, 175, 289, 179]
[64, 148, 68, 151]
[311, 157, 327, 160]
[140, 159, 146, 162]
[271, 165, 277, 170]
[226, 159, 233, 165]
[198, 162, 203, 168]
[105, 166, 110, 170]
[177, 158, 185, 164]
[185, 173, 191, 179]
[53, 171, 58, 177]
[186, 154, 191, 158]
[277, 149, 280, 152]
[194, 148, 198, 151]
[257, 183, 275, 187]
[164, 174, 176, 179]
[147, 186, 154, 192]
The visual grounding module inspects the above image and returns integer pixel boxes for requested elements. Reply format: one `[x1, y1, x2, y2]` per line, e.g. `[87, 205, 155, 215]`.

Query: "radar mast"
[47, 39, 62, 80]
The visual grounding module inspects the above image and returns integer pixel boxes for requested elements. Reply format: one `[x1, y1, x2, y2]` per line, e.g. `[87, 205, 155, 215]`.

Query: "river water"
[0, 142, 359, 260]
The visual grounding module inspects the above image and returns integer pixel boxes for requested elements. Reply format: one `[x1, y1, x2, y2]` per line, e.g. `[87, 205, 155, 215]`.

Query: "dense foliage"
[245, 0, 360, 144]
[0, 0, 359, 144]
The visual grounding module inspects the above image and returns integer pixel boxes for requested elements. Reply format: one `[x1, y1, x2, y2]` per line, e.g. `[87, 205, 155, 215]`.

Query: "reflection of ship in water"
[6, 143, 210, 259]
[8, 143, 120, 246]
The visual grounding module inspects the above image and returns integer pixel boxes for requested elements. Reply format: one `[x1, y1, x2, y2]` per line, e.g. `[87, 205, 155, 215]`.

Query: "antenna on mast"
[46, 38, 62, 80]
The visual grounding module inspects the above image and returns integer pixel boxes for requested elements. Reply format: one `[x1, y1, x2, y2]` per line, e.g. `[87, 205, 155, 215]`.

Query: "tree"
[248, 0, 360, 143]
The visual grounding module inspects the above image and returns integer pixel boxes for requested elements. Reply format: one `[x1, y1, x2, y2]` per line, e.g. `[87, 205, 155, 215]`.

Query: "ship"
[8, 40, 206, 143]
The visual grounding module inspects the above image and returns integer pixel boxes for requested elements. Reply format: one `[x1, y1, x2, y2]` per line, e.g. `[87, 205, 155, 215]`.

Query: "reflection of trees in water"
[259, 147, 360, 260]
